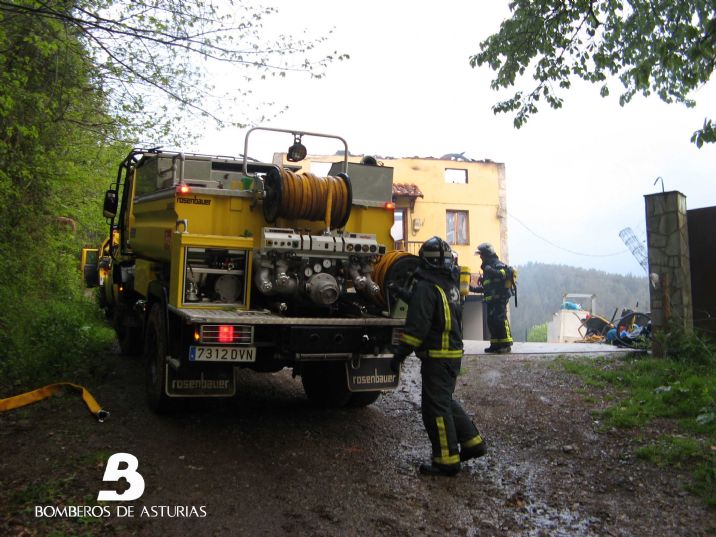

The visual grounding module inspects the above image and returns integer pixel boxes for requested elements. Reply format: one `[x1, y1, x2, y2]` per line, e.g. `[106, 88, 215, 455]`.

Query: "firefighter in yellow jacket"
[390, 236, 486, 476]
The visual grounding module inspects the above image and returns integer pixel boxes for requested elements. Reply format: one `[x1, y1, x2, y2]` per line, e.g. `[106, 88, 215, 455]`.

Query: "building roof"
[392, 183, 424, 198]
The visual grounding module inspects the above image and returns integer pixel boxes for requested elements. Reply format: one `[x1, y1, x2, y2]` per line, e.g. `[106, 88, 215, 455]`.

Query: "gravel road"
[1, 348, 713, 536]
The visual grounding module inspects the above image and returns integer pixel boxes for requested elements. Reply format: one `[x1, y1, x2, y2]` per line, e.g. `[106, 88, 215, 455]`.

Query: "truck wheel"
[114, 305, 142, 356]
[144, 304, 174, 413]
[301, 362, 352, 408]
[346, 391, 381, 408]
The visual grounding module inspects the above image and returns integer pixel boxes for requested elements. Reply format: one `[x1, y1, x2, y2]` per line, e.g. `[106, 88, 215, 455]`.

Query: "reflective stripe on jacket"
[481, 256, 511, 303]
[395, 268, 463, 359]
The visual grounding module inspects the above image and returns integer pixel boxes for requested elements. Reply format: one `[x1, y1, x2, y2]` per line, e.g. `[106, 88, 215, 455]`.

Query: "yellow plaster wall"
[387, 158, 505, 274]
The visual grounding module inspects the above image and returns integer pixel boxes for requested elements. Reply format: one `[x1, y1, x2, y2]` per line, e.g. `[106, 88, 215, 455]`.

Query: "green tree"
[471, 1, 716, 146]
[0, 2, 125, 387]
[0, 1, 117, 227]
[0, 0, 346, 143]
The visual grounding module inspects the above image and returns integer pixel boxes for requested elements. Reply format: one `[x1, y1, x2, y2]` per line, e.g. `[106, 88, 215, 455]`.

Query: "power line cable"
[507, 211, 629, 257]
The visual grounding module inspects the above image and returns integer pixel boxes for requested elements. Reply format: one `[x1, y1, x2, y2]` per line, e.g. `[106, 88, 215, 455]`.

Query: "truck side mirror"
[103, 190, 118, 218]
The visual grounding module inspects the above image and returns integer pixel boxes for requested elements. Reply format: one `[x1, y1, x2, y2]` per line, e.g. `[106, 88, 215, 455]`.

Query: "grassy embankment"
[562, 329, 716, 506]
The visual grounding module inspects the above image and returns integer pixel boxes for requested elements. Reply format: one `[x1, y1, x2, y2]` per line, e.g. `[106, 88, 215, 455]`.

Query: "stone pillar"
[644, 191, 693, 355]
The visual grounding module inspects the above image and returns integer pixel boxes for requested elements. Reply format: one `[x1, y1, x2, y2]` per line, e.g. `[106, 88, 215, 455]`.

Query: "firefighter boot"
[418, 462, 461, 477]
[460, 438, 487, 461]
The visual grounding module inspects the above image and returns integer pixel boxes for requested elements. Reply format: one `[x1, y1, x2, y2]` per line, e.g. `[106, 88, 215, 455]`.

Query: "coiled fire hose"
[373, 250, 418, 304]
[263, 168, 352, 230]
[0, 383, 109, 422]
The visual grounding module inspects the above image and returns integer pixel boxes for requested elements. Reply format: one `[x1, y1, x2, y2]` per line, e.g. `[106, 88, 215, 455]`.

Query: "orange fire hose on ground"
[0, 383, 109, 422]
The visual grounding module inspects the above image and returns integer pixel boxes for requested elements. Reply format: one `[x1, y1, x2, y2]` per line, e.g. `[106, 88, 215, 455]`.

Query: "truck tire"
[114, 305, 142, 356]
[144, 304, 175, 413]
[301, 362, 352, 408]
[346, 391, 381, 408]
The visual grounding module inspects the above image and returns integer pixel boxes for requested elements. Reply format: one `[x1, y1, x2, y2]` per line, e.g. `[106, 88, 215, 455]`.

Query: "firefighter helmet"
[419, 236, 454, 271]
[475, 242, 496, 257]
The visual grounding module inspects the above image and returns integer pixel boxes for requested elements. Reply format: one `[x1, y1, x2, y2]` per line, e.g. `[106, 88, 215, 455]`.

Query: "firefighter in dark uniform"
[390, 236, 486, 476]
[471, 242, 513, 353]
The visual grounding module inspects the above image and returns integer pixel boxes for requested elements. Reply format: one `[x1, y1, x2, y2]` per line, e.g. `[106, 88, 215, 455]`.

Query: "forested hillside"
[0, 4, 125, 386]
[510, 262, 650, 342]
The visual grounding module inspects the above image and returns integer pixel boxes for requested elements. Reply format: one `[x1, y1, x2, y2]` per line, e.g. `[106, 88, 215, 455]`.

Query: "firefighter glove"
[390, 354, 406, 373]
[387, 281, 412, 302]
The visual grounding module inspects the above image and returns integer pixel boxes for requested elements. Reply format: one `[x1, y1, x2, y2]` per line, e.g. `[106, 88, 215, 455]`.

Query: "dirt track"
[1, 349, 713, 537]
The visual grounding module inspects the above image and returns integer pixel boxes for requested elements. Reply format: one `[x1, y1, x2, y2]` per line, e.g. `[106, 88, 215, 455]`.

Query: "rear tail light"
[218, 325, 233, 343]
[199, 324, 253, 344]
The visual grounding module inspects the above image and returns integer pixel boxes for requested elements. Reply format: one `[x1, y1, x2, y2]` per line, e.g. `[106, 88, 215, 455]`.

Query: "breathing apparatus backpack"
[504, 265, 518, 306]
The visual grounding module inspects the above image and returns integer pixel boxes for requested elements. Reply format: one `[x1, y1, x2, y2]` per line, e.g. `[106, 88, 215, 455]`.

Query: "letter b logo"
[97, 453, 145, 501]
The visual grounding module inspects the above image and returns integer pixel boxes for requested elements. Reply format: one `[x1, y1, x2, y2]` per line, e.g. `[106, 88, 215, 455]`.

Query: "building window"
[446, 210, 469, 245]
[444, 168, 467, 184]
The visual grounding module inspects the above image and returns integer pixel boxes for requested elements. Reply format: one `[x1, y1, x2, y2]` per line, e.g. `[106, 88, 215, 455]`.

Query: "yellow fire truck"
[87, 128, 418, 412]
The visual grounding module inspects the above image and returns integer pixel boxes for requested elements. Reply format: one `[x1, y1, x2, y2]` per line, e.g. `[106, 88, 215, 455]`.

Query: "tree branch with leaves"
[471, 0, 715, 146]
[0, 0, 347, 143]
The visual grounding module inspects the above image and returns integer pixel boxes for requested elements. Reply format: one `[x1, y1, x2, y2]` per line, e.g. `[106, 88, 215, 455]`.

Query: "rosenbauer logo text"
[34, 452, 207, 519]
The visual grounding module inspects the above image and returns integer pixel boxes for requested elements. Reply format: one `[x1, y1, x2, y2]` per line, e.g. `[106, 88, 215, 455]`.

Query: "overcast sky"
[192, 1, 715, 276]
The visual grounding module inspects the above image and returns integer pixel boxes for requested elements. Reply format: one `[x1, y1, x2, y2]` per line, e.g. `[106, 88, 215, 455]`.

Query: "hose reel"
[372, 250, 420, 305]
[262, 167, 353, 230]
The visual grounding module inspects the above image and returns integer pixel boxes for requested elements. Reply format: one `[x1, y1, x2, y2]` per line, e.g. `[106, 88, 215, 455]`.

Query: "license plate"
[189, 346, 256, 362]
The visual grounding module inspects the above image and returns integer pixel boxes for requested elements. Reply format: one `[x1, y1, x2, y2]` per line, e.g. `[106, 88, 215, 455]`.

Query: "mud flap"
[345, 357, 399, 392]
[165, 365, 236, 397]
